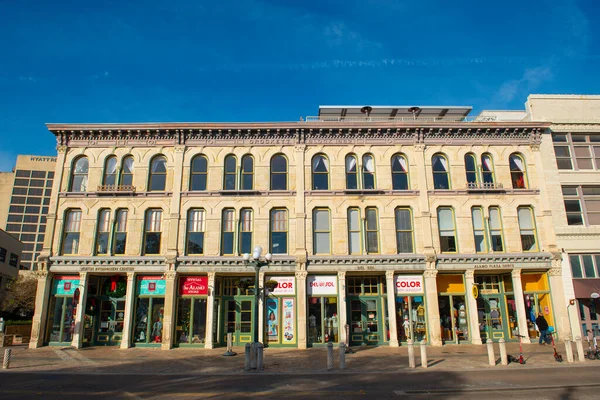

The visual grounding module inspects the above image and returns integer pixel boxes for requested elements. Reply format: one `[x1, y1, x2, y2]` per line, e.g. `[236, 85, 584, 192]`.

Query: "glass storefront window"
[46, 297, 74, 343]
[438, 295, 468, 342]
[396, 295, 427, 342]
[134, 297, 165, 344]
[308, 296, 338, 345]
[176, 298, 207, 344]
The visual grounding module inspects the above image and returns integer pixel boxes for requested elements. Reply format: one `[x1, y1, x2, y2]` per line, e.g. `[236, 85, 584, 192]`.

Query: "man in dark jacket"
[536, 313, 551, 344]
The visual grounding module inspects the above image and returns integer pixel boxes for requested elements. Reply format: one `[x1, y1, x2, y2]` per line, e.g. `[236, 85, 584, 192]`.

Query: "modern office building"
[0, 228, 24, 294]
[0, 155, 56, 270]
[29, 105, 570, 350]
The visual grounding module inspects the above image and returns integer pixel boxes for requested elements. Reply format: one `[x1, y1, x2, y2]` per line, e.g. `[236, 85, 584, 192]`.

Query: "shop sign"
[52, 276, 80, 295]
[395, 275, 424, 294]
[137, 276, 166, 295]
[472, 285, 479, 299]
[307, 275, 337, 296]
[179, 276, 208, 295]
[269, 276, 295, 295]
[480, 289, 499, 295]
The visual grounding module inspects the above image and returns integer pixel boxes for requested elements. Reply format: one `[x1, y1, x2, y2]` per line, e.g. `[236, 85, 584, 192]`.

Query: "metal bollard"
[256, 342, 264, 371]
[223, 332, 237, 356]
[499, 339, 508, 366]
[487, 339, 495, 366]
[407, 339, 415, 368]
[339, 343, 346, 370]
[3, 348, 11, 369]
[564, 335, 574, 363]
[244, 343, 251, 371]
[455, 327, 459, 345]
[327, 342, 334, 371]
[420, 340, 428, 369]
[575, 336, 586, 362]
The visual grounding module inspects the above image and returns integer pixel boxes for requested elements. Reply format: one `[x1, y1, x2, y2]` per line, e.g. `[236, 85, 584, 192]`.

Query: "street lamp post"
[243, 246, 272, 344]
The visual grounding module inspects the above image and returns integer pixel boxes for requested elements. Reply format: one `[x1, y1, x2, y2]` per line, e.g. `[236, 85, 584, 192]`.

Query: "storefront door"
[94, 298, 125, 346]
[477, 296, 507, 340]
[348, 297, 382, 346]
[223, 298, 254, 345]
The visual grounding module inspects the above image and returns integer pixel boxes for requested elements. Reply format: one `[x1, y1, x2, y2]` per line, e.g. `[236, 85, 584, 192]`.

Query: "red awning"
[573, 279, 600, 298]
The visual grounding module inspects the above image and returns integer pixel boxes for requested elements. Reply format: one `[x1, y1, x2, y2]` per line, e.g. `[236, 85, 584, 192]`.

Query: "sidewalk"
[0, 342, 586, 375]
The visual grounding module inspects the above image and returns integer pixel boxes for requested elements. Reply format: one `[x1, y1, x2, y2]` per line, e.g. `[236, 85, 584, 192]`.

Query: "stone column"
[205, 272, 216, 349]
[548, 265, 570, 340]
[337, 271, 348, 345]
[296, 270, 308, 349]
[258, 271, 265, 343]
[71, 272, 88, 349]
[120, 272, 136, 349]
[511, 269, 530, 343]
[465, 270, 482, 345]
[29, 270, 52, 349]
[424, 269, 442, 346]
[386, 271, 399, 347]
[161, 271, 178, 350]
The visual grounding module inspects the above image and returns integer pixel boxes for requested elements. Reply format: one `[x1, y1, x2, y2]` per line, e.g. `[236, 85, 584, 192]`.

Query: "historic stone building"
[29, 105, 569, 350]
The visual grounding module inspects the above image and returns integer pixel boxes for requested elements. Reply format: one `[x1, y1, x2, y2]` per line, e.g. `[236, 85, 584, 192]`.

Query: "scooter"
[548, 327, 563, 362]
[514, 334, 526, 364]
[586, 329, 596, 360]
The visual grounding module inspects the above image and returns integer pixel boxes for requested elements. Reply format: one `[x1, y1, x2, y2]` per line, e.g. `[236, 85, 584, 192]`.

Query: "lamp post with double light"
[242, 246, 272, 343]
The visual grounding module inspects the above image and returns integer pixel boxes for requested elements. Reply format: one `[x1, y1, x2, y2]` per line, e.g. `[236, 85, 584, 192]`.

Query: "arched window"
[61, 209, 82, 254]
[187, 209, 205, 255]
[241, 154, 254, 190]
[345, 154, 358, 189]
[312, 154, 329, 190]
[103, 156, 117, 187]
[432, 154, 450, 189]
[464, 153, 478, 185]
[223, 155, 237, 190]
[120, 156, 134, 187]
[481, 153, 495, 184]
[362, 154, 376, 189]
[149, 155, 167, 191]
[391, 154, 409, 190]
[70, 157, 89, 192]
[190, 155, 208, 191]
[510, 153, 527, 189]
[270, 154, 287, 190]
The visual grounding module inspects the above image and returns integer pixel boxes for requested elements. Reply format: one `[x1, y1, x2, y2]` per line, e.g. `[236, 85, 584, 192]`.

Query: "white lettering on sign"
[395, 275, 424, 294]
[269, 276, 295, 295]
[307, 275, 337, 296]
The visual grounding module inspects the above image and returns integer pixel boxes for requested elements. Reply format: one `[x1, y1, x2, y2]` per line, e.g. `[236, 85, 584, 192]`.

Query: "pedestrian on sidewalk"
[535, 313, 551, 345]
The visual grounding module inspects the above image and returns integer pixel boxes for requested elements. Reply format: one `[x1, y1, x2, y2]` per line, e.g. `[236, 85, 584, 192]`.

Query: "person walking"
[535, 313, 551, 345]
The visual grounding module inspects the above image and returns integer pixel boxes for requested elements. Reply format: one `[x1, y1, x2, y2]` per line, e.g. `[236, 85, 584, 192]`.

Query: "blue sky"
[0, 0, 598, 170]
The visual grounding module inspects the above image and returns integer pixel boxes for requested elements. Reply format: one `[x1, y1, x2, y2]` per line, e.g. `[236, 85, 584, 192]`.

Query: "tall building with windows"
[0, 228, 23, 294]
[0, 155, 56, 270]
[524, 95, 600, 339]
[29, 105, 569, 350]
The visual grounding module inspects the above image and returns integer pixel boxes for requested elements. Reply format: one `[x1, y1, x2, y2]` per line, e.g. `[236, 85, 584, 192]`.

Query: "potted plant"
[265, 280, 279, 291]
[236, 279, 253, 294]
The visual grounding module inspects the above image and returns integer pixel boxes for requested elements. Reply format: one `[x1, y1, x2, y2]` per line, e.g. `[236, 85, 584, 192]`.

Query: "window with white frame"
[70, 157, 89, 192]
[562, 185, 600, 226]
[553, 133, 600, 170]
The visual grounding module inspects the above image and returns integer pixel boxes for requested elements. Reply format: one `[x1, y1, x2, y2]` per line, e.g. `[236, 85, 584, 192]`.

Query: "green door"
[477, 296, 508, 341]
[223, 298, 254, 345]
[94, 299, 125, 346]
[349, 297, 382, 346]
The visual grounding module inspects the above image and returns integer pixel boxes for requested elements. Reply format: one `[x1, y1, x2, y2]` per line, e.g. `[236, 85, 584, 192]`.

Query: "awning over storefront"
[573, 279, 600, 298]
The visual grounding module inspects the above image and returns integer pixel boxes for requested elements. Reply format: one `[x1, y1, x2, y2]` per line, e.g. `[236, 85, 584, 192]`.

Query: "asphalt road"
[1, 366, 599, 399]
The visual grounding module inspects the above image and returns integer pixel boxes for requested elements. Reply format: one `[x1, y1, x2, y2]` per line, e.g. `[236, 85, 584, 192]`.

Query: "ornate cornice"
[423, 269, 438, 278]
[295, 271, 308, 280]
[548, 268, 562, 276]
[436, 253, 552, 265]
[50, 256, 166, 267]
[177, 256, 296, 268]
[307, 255, 426, 267]
[550, 124, 600, 132]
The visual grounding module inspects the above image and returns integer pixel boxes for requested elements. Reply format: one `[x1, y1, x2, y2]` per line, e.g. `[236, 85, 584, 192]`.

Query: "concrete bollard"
[420, 340, 428, 369]
[244, 343, 251, 371]
[339, 343, 346, 370]
[487, 339, 495, 366]
[455, 327, 459, 345]
[499, 339, 508, 366]
[575, 336, 586, 362]
[327, 342, 334, 371]
[256, 342, 264, 371]
[407, 339, 415, 368]
[3, 348, 11, 369]
[564, 335, 574, 363]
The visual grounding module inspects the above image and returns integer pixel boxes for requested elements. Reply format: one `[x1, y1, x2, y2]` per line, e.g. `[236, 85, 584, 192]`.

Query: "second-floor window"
[471, 206, 487, 253]
[70, 157, 89, 192]
[149, 156, 167, 191]
[563, 185, 600, 226]
[489, 206, 504, 252]
[553, 133, 600, 170]
[61, 209, 82, 255]
[313, 208, 331, 254]
[432, 154, 450, 189]
[270, 208, 288, 254]
[187, 209, 205, 255]
[143, 209, 162, 255]
[570, 254, 600, 278]
[312, 154, 329, 190]
[391, 154, 409, 190]
[240, 209, 253, 254]
[113, 209, 128, 255]
[395, 207, 414, 253]
[190, 155, 208, 191]
[517, 206, 537, 251]
[270, 155, 288, 190]
[365, 207, 379, 254]
[221, 209, 235, 255]
[347, 208, 361, 254]
[96, 209, 111, 255]
[509, 154, 527, 189]
[437, 207, 457, 253]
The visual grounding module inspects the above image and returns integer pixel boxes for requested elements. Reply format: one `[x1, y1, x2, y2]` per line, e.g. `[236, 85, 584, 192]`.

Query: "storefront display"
[45, 276, 79, 344]
[522, 273, 553, 338]
[475, 275, 518, 341]
[265, 276, 296, 345]
[437, 274, 468, 343]
[307, 275, 338, 345]
[133, 276, 165, 345]
[176, 276, 208, 346]
[395, 275, 427, 342]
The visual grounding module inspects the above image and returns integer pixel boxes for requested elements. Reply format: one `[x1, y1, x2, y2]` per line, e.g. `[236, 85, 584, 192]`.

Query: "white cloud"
[496, 65, 554, 103]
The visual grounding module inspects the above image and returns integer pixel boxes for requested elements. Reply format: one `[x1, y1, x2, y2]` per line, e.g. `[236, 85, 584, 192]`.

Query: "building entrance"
[346, 276, 386, 346]
[475, 275, 512, 341]
[93, 298, 125, 346]
[222, 297, 254, 345]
